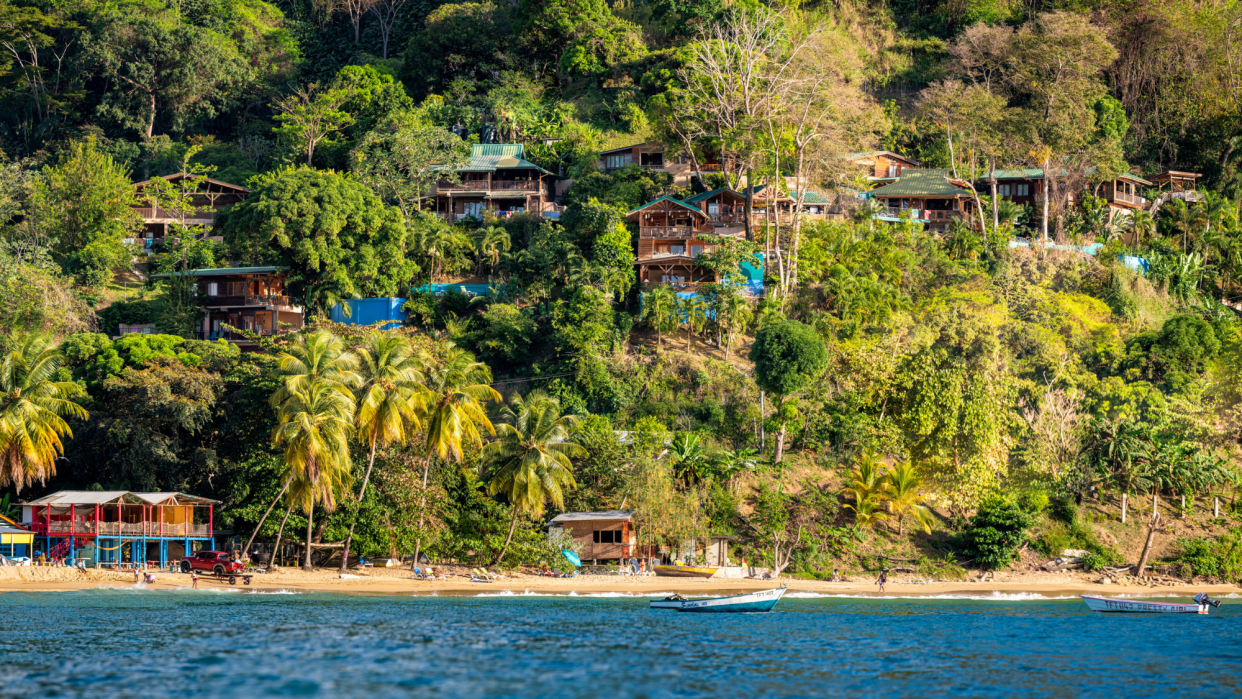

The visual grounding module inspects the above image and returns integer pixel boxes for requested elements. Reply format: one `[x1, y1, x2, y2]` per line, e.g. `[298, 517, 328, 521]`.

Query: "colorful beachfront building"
[1, 514, 33, 559]
[18, 491, 219, 567]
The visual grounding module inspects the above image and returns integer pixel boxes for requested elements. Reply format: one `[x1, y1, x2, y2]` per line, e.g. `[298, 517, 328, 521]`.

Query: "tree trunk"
[270, 506, 292, 568]
[1214, 496, 1220, 518]
[145, 91, 156, 140]
[307, 142, 315, 167]
[744, 168, 754, 241]
[990, 156, 998, 234]
[303, 499, 315, 570]
[492, 505, 520, 566]
[1152, 491, 1158, 518]
[1041, 164, 1050, 244]
[1121, 492, 1127, 524]
[340, 440, 378, 572]
[241, 480, 289, 562]
[774, 420, 787, 464]
[411, 456, 432, 569]
[1135, 512, 1161, 578]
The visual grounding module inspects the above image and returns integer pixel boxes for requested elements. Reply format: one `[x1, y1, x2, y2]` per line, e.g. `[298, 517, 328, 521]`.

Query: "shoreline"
[2, 567, 1239, 598]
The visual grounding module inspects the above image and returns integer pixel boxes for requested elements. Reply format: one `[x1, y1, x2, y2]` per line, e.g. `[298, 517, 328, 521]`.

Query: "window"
[708, 204, 719, 216]
[886, 165, 898, 177]
[205, 282, 219, 296]
[605, 153, 631, 169]
[1016, 184, 1030, 197]
[998, 184, 1011, 197]
[227, 281, 248, 296]
[670, 245, 684, 255]
[691, 245, 703, 257]
[593, 530, 621, 544]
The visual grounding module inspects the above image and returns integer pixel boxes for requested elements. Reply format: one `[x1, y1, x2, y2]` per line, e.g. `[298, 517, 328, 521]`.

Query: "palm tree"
[883, 461, 935, 535]
[679, 293, 708, 351]
[0, 335, 88, 493]
[482, 390, 585, 565]
[474, 225, 511, 276]
[1164, 198, 1196, 254]
[669, 432, 708, 485]
[851, 199, 884, 235]
[643, 286, 678, 351]
[270, 330, 361, 408]
[1128, 209, 1155, 253]
[843, 449, 887, 505]
[339, 332, 429, 571]
[271, 380, 356, 570]
[412, 347, 501, 564]
[717, 285, 753, 361]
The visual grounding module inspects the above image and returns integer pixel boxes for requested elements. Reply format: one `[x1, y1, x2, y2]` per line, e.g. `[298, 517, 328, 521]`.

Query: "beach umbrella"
[562, 550, 581, 567]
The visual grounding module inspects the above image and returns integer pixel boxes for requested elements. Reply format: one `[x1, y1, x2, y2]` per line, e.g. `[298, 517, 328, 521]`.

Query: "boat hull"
[650, 587, 787, 613]
[653, 565, 718, 579]
[1080, 595, 1208, 614]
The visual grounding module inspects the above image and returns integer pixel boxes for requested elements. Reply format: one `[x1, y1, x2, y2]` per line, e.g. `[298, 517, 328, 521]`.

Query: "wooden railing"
[640, 226, 700, 238]
[1111, 191, 1145, 207]
[245, 294, 294, 308]
[134, 207, 217, 222]
[437, 180, 539, 192]
[32, 521, 212, 537]
[708, 213, 745, 224]
[925, 210, 962, 221]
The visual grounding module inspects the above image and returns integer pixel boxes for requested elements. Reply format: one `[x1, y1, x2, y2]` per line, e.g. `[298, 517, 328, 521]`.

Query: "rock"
[1099, 577, 1112, 585]
[1061, 549, 1091, 558]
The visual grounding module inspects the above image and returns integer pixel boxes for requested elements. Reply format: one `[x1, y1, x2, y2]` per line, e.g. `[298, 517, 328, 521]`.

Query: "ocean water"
[0, 588, 1238, 698]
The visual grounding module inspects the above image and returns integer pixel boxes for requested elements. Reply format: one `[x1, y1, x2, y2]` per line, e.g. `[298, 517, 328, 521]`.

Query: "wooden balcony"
[640, 226, 702, 238]
[135, 207, 217, 223]
[924, 210, 963, 221]
[437, 180, 540, 192]
[708, 213, 745, 224]
[32, 521, 212, 537]
[1109, 191, 1146, 207]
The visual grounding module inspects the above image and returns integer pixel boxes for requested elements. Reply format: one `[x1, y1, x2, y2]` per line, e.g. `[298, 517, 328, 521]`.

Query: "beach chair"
[411, 567, 427, 581]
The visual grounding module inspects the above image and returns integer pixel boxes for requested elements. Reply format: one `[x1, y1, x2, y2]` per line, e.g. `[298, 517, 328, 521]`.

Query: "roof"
[134, 173, 251, 193]
[150, 266, 283, 279]
[19, 490, 220, 506]
[599, 142, 649, 156]
[625, 195, 705, 218]
[457, 144, 554, 176]
[683, 188, 744, 204]
[548, 510, 635, 524]
[988, 168, 1044, 180]
[845, 151, 920, 166]
[1152, 170, 1201, 181]
[0, 513, 29, 532]
[1116, 172, 1154, 186]
[869, 169, 969, 198]
[797, 191, 831, 205]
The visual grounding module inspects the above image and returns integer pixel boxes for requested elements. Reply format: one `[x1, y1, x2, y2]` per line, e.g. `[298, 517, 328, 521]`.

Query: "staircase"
[49, 538, 73, 560]
[1146, 190, 1201, 217]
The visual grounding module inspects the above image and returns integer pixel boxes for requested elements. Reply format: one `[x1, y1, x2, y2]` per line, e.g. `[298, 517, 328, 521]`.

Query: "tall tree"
[0, 335, 87, 493]
[339, 332, 428, 571]
[483, 390, 585, 565]
[84, 14, 247, 139]
[271, 380, 356, 570]
[271, 84, 356, 167]
[412, 347, 500, 564]
[350, 108, 470, 218]
[749, 320, 827, 463]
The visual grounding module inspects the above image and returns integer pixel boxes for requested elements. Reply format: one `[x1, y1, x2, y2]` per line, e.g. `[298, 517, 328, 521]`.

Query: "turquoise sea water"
[0, 588, 1238, 698]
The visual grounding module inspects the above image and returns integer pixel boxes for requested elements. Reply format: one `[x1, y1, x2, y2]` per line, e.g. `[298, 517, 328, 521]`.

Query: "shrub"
[1048, 497, 1078, 524]
[1018, 489, 1049, 515]
[956, 497, 1034, 570]
[1079, 549, 1123, 571]
[1172, 530, 1242, 581]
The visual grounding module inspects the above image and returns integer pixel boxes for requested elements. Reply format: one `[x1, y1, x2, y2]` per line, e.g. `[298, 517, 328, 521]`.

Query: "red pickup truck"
[180, 550, 243, 576]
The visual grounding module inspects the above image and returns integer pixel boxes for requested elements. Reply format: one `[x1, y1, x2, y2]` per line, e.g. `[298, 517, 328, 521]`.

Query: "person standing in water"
[876, 569, 887, 594]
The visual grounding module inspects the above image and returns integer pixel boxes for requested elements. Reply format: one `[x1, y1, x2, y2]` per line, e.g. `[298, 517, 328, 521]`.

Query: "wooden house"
[132, 174, 250, 250]
[844, 151, 921, 185]
[19, 491, 220, 567]
[1, 515, 33, 559]
[148, 266, 303, 348]
[979, 169, 1043, 208]
[1096, 172, 1152, 214]
[627, 196, 730, 288]
[867, 169, 973, 231]
[430, 144, 560, 222]
[547, 511, 639, 563]
[597, 142, 728, 187]
[1151, 170, 1201, 195]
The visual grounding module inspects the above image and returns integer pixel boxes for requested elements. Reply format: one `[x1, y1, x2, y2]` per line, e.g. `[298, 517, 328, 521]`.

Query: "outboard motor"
[1194, 593, 1222, 608]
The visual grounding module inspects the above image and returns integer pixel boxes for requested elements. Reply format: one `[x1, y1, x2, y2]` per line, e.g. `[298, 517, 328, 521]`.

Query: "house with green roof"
[626, 195, 746, 288]
[868, 169, 974, 230]
[149, 266, 303, 347]
[431, 144, 560, 222]
[844, 151, 921, 185]
[597, 142, 729, 187]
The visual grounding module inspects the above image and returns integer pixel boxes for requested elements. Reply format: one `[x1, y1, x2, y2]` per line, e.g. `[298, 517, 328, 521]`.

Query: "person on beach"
[133, 568, 141, 585]
[832, 568, 840, 582]
[191, 571, 199, 589]
[876, 570, 887, 594]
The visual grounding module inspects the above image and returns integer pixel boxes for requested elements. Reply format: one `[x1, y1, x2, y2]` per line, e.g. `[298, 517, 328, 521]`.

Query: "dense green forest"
[2, 0, 1242, 579]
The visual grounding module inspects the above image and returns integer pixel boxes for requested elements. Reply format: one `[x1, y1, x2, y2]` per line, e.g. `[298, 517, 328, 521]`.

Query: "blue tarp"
[1008, 239, 1104, 256]
[329, 298, 407, 329]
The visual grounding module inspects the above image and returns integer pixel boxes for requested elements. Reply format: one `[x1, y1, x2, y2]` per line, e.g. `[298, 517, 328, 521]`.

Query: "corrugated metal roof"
[869, 169, 968, 197]
[683, 188, 743, 204]
[548, 510, 635, 524]
[150, 266, 282, 279]
[989, 169, 1044, 180]
[20, 491, 220, 506]
[798, 191, 831, 205]
[457, 144, 555, 176]
[626, 196, 705, 217]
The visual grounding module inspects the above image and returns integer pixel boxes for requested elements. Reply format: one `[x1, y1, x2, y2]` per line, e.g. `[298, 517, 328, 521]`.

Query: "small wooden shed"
[546, 511, 636, 563]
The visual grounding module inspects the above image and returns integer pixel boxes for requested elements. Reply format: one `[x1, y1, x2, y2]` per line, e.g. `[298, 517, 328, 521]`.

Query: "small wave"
[473, 589, 679, 598]
[783, 590, 1077, 601]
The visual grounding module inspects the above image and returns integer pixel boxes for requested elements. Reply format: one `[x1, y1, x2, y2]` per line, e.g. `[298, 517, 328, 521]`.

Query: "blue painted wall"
[330, 298, 407, 329]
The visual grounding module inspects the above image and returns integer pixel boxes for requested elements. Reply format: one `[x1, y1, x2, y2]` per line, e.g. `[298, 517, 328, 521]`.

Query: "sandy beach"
[2, 564, 1239, 598]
